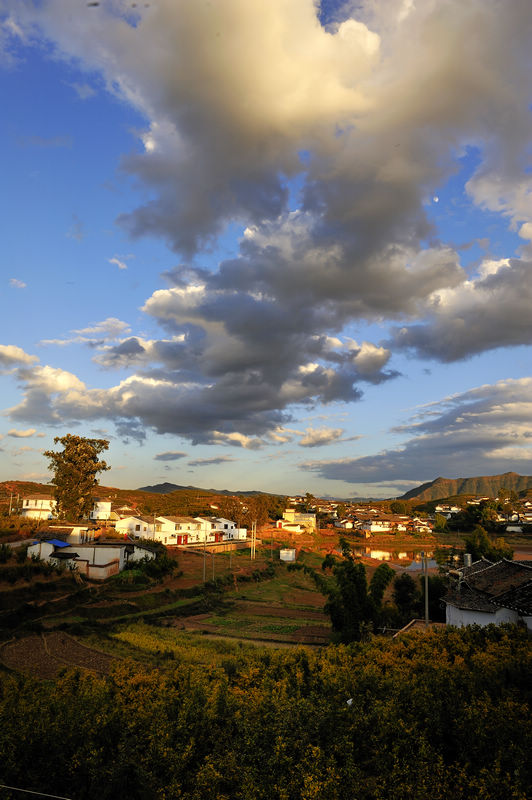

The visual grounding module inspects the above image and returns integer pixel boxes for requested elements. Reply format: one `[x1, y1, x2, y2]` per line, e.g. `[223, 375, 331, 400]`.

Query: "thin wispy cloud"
[8, 428, 38, 438]
[109, 256, 128, 270]
[40, 318, 131, 347]
[9, 278, 26, 289]
[66, 214, 85, 241]
[17, 134, 72, 148]
[188, 456, 236, 467]
[68, 81, 96, 99]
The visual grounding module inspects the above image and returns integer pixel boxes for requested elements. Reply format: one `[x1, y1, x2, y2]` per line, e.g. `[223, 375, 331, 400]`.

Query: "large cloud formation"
[2, 0, 532, 458]
[303, 378, 532, 484]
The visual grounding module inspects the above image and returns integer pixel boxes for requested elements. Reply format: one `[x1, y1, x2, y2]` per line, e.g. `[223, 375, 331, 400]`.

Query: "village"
[0, 480, 525, 634]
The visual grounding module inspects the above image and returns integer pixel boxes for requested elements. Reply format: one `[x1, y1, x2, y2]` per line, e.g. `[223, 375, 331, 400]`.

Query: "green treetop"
[44, 434, 110, 521]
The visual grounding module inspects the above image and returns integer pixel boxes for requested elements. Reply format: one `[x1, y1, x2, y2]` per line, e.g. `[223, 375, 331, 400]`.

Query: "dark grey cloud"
[154, 451, 187, 461]
[5, 0, 532, 451]
[303, 378, 532, 484]
[391, 258, 532, 361]
[188, 456, 236, 467]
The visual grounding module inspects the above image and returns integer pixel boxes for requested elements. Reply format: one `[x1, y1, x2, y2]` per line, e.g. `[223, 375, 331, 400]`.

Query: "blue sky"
[1, 0, 531, 498]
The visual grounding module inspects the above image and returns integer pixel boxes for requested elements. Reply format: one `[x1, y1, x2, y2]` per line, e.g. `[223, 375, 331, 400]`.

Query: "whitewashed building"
[115, 515, 156, 538]
[28, 538, 155, 580]
[89, 500, 120, 522]
[195, 516, 247, 541]
[154, 516, 203, 545]
[277, 509, 316, 532]
[21, 495, 56, 520]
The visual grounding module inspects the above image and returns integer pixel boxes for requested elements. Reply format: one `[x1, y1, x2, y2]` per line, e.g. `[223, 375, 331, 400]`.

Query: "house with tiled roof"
[444, 558, 532, 631]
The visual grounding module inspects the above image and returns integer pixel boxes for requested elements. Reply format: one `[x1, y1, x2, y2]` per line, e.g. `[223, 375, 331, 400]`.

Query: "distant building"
[277, 508, 316, 532]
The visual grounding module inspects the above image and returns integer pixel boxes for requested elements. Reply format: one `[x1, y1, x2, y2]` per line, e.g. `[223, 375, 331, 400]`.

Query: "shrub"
[0, 543, 12, 563]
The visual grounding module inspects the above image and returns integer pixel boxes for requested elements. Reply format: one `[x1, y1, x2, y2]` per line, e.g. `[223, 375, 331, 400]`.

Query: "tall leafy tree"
[322, 539, 394, 642]
[464, 525, 513, 561]
[44, 434, 110, 521]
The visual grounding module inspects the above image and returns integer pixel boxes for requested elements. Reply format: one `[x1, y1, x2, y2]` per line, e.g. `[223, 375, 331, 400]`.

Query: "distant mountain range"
[400, 472, 532, 502]
[137, 482, 272, 497]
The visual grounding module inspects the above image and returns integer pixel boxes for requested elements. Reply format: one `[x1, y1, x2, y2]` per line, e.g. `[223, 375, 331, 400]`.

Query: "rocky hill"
[400, 471, 532, 502]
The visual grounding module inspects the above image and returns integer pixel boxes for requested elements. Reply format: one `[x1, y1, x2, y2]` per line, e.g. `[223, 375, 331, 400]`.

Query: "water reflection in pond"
[351, 547, 438, 570]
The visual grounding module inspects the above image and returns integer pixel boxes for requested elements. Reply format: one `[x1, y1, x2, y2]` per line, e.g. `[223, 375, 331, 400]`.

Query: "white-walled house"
[89, 500, 120, 522]
[153, 516, 247, 545]
[359, 518, 393, 534]
[444, 559, 532, 631]
[434, 504, 461, 519]
[155, 516, 203, 545]
[28, 538, 155, 580]
[115, 516, 155, 538]
[195, 517, 247, 541]
[21, 495, 56, 520]
[277, 509, 316, 532]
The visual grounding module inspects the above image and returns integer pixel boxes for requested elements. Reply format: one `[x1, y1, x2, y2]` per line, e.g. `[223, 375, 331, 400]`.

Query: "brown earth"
[171, 613, 331, 645]
[1, 632, 117, 679]
[230, 600, 327, 620]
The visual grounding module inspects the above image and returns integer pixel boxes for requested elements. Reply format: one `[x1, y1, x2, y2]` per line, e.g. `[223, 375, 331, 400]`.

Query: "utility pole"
[203, 531, 207, 582]
[250, 520, 257, 560]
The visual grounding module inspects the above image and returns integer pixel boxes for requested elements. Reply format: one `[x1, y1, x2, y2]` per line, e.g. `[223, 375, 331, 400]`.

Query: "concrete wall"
[446, 604, 519, 628]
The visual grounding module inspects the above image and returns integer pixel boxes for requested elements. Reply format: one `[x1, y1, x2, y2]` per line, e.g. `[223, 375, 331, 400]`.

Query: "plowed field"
[1, 632, 117, 679]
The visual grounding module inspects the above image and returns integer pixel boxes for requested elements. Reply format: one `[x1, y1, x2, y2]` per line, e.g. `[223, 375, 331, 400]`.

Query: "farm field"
[1, 631, 116, 678]
[0, 545, 336, 678]
[5, 524, 521, 680]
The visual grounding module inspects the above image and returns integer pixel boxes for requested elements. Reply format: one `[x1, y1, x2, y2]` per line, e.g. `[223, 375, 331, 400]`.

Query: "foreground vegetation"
[0, 625, 530, 800]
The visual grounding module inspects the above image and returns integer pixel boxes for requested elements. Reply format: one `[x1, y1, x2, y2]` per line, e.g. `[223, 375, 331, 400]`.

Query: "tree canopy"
[464, 525, 513, 562]
[44, 434, 109, 521]
[0, 626, 529, 800]
[322, 538, 395, 642]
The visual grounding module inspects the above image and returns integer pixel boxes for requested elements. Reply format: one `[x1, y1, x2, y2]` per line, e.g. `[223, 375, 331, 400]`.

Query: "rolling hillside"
[400, 471, 532, 502]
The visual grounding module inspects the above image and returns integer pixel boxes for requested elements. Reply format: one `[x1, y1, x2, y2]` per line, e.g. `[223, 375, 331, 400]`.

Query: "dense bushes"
[0, 559, 63, 584]
[0, 625, 529, 799]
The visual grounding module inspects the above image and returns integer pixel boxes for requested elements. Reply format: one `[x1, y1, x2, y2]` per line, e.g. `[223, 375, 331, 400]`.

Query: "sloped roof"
[464, 559, 532, 598]
[493, 580, 532, 616]
[445, 559, 532, 615]
[461, 557, 494, 578]
[444, 585, 497, 613]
